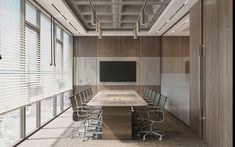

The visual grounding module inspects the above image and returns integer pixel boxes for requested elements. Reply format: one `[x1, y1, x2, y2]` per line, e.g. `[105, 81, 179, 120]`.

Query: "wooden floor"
[19, 108, 209, 147]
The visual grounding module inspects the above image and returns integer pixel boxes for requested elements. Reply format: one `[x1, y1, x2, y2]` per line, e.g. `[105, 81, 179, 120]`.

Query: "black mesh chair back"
[147, 89, 153, 99]
[143, 87, 149, 97]
[149, 90, 156, 103]
[69, 95, 78, 111]
[88, 88, 93, 97]
[158, 95, 167, 111]
[79, 90, 87, 103]
[153, 93, 161, 106]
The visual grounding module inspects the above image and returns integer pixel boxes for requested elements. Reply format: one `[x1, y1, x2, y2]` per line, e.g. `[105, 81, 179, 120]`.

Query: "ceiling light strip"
[51, 3, 80, 33]
[69, 22, 78, 31]
[157, 1, 188, 33]
[171, 19, 189, 33]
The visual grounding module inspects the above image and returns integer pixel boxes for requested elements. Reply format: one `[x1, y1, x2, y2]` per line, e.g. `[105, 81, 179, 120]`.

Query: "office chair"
[133, 92, 159, 131]
[135, 95, 167, 141]
[144, 88, 153, 101]
[69, 95, 92, 139]
[69, 94, 102, 141]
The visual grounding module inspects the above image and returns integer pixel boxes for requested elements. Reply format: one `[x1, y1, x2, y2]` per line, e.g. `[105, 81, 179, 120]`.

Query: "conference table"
[87, 90, 147, 140]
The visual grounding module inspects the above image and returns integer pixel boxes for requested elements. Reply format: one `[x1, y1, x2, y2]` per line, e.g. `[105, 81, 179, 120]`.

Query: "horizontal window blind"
[0, 0, 28, 113]
[0, 0, 73, 114]
[63, 32, 73, 91]
[40, 13, 59, 98]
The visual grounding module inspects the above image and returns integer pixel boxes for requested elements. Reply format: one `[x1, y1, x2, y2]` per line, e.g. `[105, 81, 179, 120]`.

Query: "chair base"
[139, 130, 163, 141]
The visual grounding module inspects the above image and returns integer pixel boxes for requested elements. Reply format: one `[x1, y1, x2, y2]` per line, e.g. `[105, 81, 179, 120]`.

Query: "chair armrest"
[147, 109, 164, 122]
[146, 105, 159, 110]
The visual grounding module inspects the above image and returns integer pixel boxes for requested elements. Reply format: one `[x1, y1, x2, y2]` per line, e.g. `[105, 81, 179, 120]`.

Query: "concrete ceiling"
[64, 0, 171, 31]
[35, 0, 198, 36]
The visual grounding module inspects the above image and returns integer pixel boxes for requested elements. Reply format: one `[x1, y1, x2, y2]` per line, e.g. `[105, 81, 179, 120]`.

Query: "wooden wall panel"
[202, 0, 233, 146]
[119, 37, 140, 57]
[203, 0, 220, 146]
[161, 36, 189, 57]
[189, 1, 201, 137]
[140, 36, 160, 57]
[218, 0, 233, 146]
[97, 37, 119, 57]
[74, 37, 97, 57]
[97, 36, 140, 57]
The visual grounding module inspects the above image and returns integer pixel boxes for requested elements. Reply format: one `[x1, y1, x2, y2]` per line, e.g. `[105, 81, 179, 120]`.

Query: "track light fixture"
[133, 0, 148, 38]
[91, 11, 96, 25]
[136, 20, 140, 32]
[98, 27, 102, 39]
[133, 27, 137, 39]
[89, 0, 102, 39]
[96, 20, 99, 32]
[140, 11, 145, 25]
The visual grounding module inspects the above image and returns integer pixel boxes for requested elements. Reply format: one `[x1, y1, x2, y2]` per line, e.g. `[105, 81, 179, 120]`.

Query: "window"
[56, 42, 64, 88]
[0, 0, 27, 114]
[40, 13, 59, 98]
[64, 91, 72, 109]
[25, 1, 37, 26]
[63, 32, 73, 91]
[25, 27, 42, 102]
[0, 110, 20, 147]
[0, 0, 73, 146]
[57, 94, 62, 114]
[25, 103, 36, 135]
[41, 98, 53, 124]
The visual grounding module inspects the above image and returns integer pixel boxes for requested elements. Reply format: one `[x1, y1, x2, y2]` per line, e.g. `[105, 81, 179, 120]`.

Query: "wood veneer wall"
[190, 0, 233, 146]
[73, 36, 161, 95]
[203, 0, 233, 146]
[189, 1, 202, 137]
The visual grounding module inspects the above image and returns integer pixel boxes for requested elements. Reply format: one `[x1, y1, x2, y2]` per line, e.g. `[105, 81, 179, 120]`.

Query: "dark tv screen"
[100, 61, 136, 82]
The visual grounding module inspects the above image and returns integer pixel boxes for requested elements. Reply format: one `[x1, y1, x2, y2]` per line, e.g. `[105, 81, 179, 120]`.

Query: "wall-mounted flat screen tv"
[100, 61, 136, 82]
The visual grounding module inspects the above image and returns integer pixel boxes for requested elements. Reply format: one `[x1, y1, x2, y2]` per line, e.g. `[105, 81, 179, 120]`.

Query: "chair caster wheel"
[159, 137, 162, 141]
